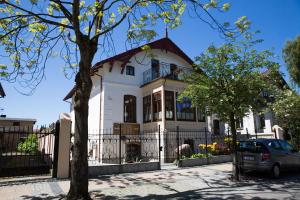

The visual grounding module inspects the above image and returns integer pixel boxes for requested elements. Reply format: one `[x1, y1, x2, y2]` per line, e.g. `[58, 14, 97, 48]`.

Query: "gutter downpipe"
[94, 73, 103, 163]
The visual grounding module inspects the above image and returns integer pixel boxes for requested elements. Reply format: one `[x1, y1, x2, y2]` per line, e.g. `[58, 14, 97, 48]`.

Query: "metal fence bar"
[205, 127, 208, 158]
[176, 126, 179, 161]
[158, 125, 161, 168]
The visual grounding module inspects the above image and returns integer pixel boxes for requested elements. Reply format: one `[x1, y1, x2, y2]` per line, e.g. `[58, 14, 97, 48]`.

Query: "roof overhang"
[63, 37, 198, 101]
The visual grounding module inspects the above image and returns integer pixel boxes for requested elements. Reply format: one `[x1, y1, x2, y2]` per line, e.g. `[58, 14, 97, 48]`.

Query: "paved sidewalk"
[1, 163, 300, 199]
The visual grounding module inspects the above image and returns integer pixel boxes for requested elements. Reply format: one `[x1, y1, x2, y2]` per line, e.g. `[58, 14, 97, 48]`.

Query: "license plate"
[243, 156, 254, 161]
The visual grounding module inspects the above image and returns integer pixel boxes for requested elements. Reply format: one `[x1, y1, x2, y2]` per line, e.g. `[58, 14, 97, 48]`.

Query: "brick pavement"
[1, 163, 300, 199]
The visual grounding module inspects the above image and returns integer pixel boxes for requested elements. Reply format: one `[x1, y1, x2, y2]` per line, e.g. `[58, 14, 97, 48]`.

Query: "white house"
[64, 37, 210, 133]
[64, 37, 281, 163]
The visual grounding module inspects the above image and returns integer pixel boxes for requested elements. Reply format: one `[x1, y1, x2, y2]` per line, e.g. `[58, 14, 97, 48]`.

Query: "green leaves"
[283, 36, 300, 86]
[181, 37, 280, 123]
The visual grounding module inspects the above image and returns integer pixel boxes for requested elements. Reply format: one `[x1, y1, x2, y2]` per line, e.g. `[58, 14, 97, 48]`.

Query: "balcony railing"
[142, 62, 193, 85]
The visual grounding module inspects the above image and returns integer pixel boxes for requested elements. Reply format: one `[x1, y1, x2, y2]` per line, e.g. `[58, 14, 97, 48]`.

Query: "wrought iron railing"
[142, 62, 193, 85]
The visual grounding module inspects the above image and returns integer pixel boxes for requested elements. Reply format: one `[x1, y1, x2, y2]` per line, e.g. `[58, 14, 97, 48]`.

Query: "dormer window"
[126, 65, 135, 76]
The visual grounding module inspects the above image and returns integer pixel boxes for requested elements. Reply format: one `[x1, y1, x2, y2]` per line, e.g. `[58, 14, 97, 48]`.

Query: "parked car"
[237, 139, 300, 178]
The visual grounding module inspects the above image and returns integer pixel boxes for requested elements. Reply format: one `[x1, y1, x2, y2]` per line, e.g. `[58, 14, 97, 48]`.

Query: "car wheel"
[271, 164, 280, 179]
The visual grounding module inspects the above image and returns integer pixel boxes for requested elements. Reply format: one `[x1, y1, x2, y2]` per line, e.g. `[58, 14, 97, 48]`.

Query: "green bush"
[17, 134, 39, 154]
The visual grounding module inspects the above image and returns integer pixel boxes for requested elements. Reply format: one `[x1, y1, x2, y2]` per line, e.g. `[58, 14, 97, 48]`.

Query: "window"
[176, 94, 195, 121]
[152, 92, 162, 121]
[143, 95, 151, 123]
[236, 118, 243, 129]
[170, 64, 178, 79]
[213, 119, 220, 135]
[278, 140, 293, 152]
[126, 65, 135, 76]
[197, 108, 206, 122]
[262, 91, 269, 97]
[151, 59, 160, 79]
[124, 95, 136, 123]
[267, 141, 282, 150]
[165, 91, 174, 120]
[259, 114, 265, 129]
[13, 122, 20, 126]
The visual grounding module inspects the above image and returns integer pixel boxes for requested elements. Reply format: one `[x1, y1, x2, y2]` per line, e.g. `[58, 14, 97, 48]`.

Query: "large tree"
[180, 36, 280, 180]
[283, 36, 300, 87]
[0, 0, 249, 199]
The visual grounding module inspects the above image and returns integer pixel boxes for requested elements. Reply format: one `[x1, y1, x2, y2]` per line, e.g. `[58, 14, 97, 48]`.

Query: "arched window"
[124, 95, 136, 123]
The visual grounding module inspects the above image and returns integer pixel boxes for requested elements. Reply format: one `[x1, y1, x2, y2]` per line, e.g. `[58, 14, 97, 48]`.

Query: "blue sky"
[0, 0, 299, 126]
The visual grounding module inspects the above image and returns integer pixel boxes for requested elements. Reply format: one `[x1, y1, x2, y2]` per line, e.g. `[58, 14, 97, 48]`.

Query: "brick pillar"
[57, 113, 71, 178]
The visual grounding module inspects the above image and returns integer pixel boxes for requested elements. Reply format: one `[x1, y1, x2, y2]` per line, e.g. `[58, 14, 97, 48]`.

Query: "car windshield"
[239, 141, 267, 153]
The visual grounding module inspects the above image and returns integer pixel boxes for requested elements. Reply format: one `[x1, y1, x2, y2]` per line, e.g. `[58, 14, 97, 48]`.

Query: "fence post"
[119, 123, 122, 165]
[158, 125, 161, 169]
[205, 127, 208, 158]
[176, 126, 179, 162]
[56, 113, 71, 178]
[52, 120, 60, 178]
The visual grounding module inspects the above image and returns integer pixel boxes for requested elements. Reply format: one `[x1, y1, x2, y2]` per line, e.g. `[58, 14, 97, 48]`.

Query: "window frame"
[126, 65, 135, 76]
[197, 108, 206, 122]
[143, 95, 151, 123]
[124, 95, 136, 123]
[259, 114, 266, 129]
[176, 93, 196, 121]
[152, 91, 162, 121]
[165, 91, 175, 120]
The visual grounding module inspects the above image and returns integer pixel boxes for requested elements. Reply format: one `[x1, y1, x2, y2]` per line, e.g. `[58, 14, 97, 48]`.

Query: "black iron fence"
[163, 127, 234, 162]
[87, 128, 160, 165]
[86, 126, 237, 165]
[0, 125, 57, 177]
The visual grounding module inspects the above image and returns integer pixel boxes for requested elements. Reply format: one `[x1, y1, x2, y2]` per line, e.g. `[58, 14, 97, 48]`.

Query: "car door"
[278, 140, 300, 169]
[266, 140, 288, 169]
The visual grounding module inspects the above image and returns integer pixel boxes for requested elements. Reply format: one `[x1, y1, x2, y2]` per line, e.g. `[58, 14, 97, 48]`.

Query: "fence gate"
[0, 123, 58, 177]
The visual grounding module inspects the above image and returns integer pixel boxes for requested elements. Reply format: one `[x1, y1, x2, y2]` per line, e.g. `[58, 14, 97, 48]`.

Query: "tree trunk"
[229, 112, 240, 181]
[67, 36, 97, 200]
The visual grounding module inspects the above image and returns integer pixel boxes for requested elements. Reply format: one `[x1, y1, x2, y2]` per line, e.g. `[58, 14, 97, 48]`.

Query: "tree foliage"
[0, 0, 251, 198]
[271, 91, 300, 137]
[283, 35, 300, 86]
[181, 37, 280, 123]
[180, 36, 280, 180]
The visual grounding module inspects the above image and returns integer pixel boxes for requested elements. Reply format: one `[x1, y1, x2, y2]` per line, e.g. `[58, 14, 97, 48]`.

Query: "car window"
[267, 141, 282, 150]
[239, 141, 266, 153]
[278, 140, 293, 151]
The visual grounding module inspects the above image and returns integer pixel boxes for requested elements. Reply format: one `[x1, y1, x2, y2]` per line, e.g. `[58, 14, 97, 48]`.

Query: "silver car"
[238, 139, 300, 178]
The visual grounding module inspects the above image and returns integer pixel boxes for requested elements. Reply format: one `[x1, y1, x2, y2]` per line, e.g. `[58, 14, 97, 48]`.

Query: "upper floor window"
[259, 114, 265, 129]
[13, 122, 20, 126]
[176, 94, 195, 121]
[197, 109, 206, 122]
[124, 95, 136, 123]
[126, 65, 135, 76]
[151, 59, 160, 79]
[236, 118, 243, 129]
[152, 91, 162, 121]
[165, 91, 174, 120]
[143, 95, 151, 123]
[170, 64, 178, 80]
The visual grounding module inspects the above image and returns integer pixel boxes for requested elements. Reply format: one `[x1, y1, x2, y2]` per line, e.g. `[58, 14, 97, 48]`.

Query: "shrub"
[17, 134, 39, 154]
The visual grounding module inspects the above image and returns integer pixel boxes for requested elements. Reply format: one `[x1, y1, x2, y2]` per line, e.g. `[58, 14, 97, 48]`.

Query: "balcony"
[142, 62, 193, 85]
